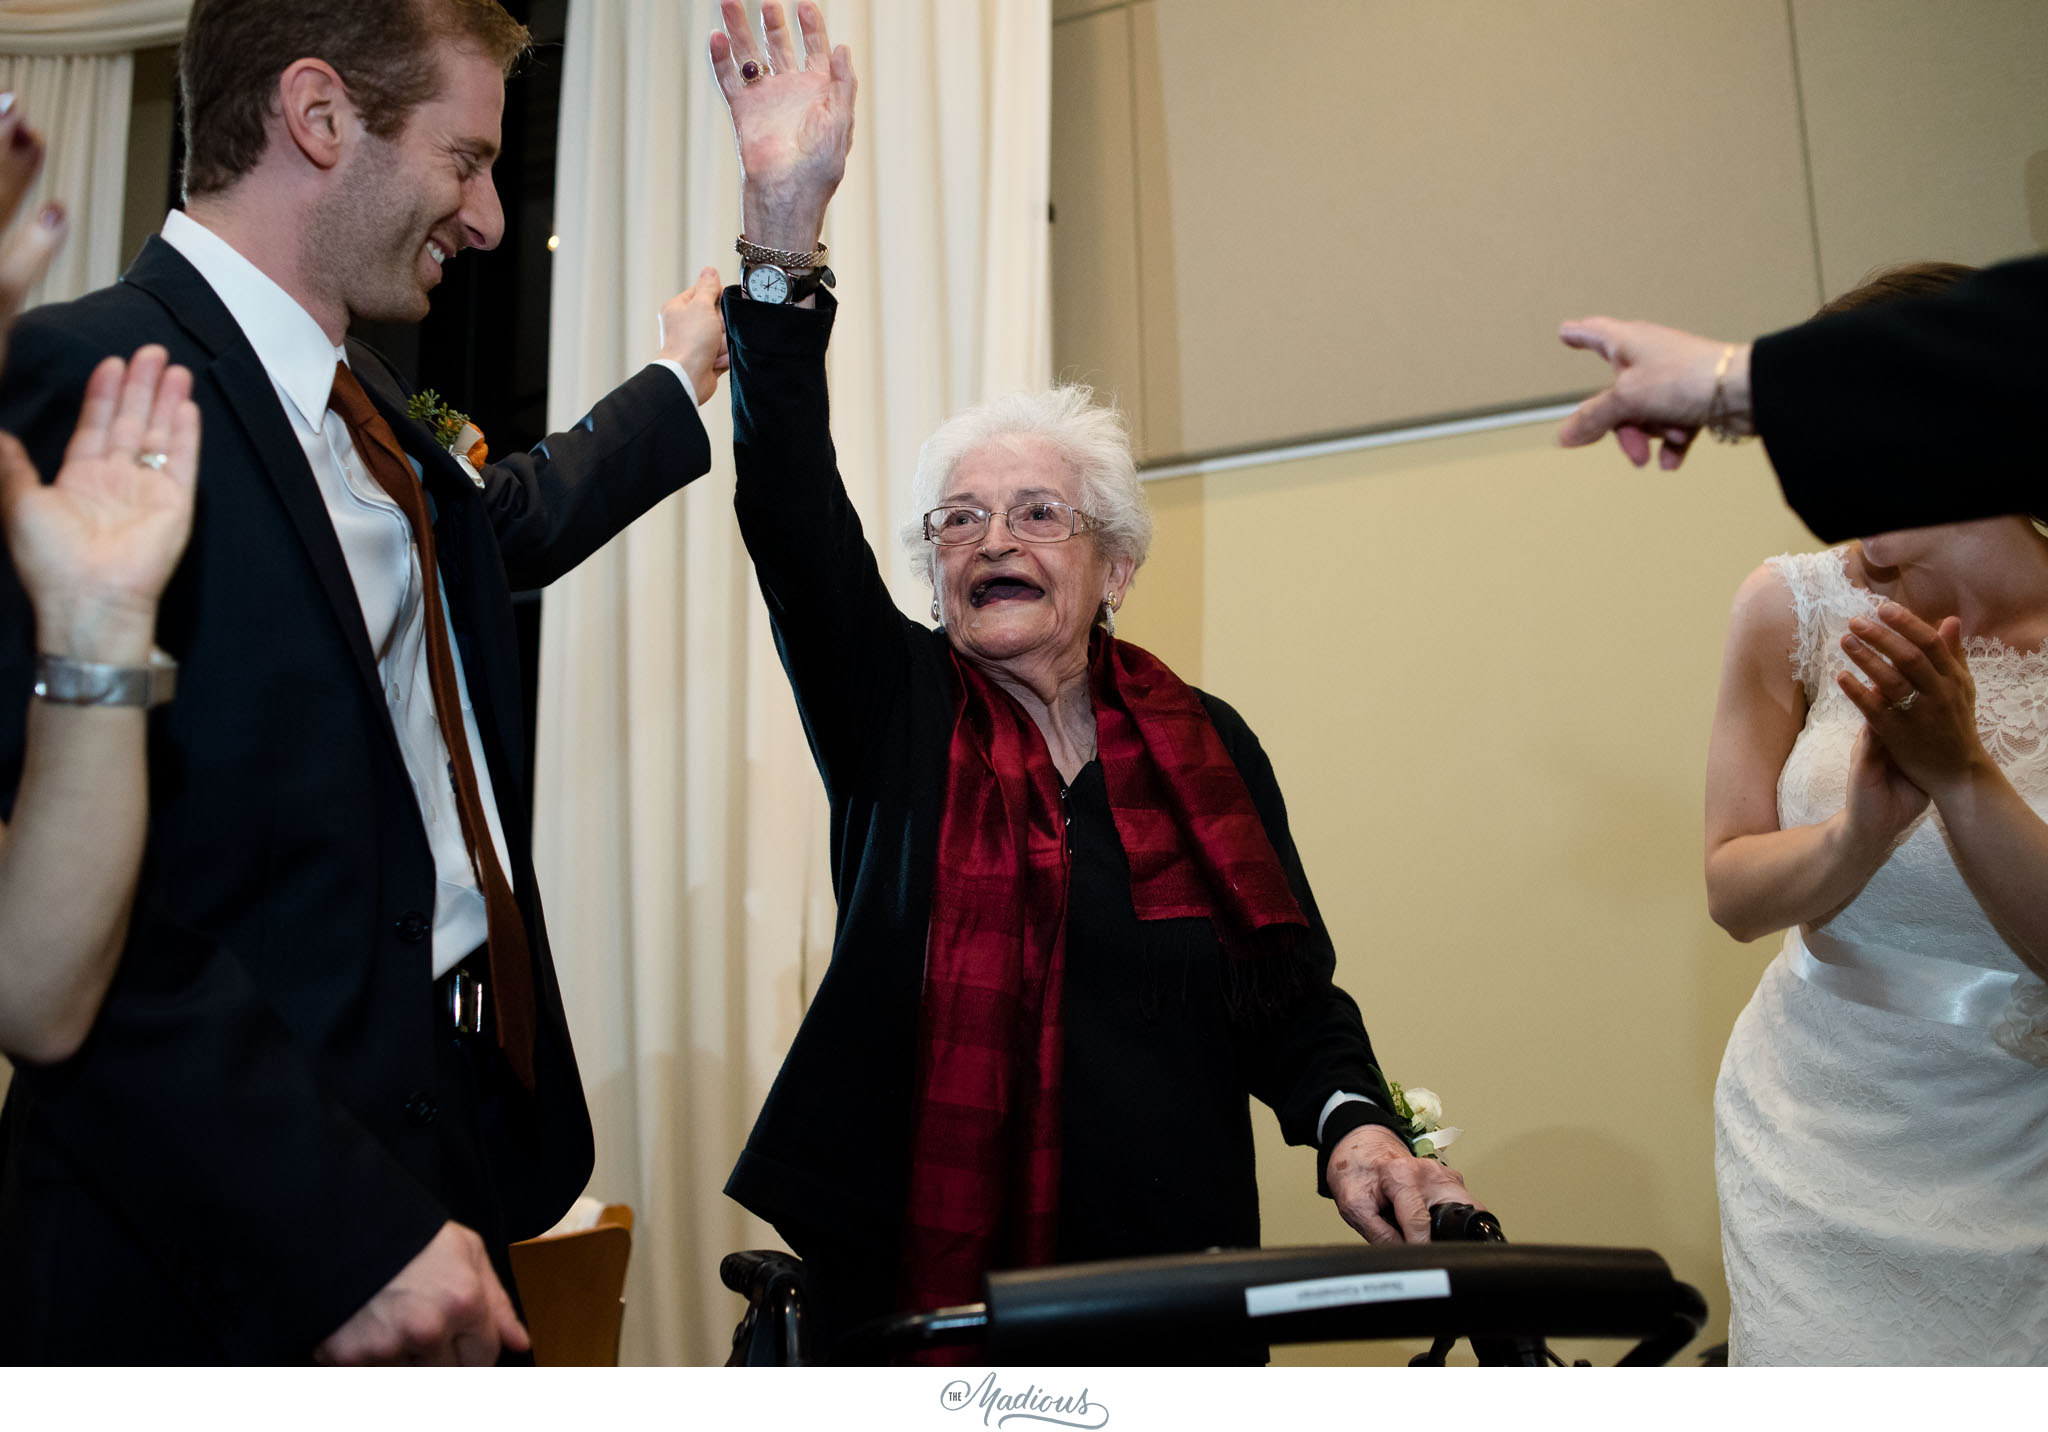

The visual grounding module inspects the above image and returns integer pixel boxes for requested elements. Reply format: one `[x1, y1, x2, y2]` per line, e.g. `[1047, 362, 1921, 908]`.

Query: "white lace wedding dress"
[1715, 547, 2048, 1366]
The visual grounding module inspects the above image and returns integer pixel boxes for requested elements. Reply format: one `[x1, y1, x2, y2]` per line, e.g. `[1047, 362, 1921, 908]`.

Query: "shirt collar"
[160, 209, 348, 434]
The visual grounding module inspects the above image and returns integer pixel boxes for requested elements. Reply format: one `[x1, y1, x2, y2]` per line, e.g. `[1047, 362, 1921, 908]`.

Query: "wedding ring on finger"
[1890, 690, 1919, 714]
[134, 450, 170, 472]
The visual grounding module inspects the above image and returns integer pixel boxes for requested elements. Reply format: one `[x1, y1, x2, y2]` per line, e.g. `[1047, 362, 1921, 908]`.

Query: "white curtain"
[536, 0, 1049, 1367]
[0, 1, 187, 307]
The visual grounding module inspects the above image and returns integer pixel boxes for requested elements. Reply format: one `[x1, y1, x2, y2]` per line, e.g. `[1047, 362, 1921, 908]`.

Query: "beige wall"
[1118, 420, 1818, 1364]
[1055, 0, 2048, 463]
[1792, 0, 2048, 288]
[1056, 0, 2046, 1365]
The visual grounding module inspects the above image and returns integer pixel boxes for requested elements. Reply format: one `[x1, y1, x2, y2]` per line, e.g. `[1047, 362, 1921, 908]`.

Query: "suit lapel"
[123, 239, 388, 706]
[354, 364, 481, 524]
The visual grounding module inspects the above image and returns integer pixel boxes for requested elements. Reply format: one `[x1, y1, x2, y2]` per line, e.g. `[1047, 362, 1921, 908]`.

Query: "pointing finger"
[1558, 318, 1620, 363]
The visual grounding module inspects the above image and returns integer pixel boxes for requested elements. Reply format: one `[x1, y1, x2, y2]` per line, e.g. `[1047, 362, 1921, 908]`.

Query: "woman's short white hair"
[901, 384, 1152, 590]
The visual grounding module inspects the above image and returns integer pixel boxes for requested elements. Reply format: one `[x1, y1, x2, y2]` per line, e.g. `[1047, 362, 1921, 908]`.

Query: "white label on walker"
[1243, 1269, 1452, 1318]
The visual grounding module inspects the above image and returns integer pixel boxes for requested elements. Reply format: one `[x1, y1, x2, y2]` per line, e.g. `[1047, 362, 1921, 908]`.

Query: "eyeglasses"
[921, 500, 1093, 546]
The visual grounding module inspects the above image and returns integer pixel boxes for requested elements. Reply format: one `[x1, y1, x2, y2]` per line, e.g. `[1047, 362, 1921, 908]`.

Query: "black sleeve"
[1752, 253, 2048, 542]
[339, 340, 711, 591]
[0, 315, 447, 1359]
[14, 907, 451, 1357]
[482, 364, 713, 590]
[724, 289, 929, 790]
[1198, 694, 1410, 1196]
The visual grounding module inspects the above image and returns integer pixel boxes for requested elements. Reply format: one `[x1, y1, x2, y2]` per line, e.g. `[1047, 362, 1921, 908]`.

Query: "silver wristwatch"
[33, 649, 179, 708]
[742, 261, 835, 305]
[736, 235, 836, 305]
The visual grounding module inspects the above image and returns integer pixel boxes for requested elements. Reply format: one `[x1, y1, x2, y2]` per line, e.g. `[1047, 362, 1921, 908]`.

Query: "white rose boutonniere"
[1384, 1075, 1463, 1160]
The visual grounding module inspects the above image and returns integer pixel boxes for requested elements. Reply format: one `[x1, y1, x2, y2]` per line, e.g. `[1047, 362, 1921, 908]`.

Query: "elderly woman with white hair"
[709, 0, 1475, 1361]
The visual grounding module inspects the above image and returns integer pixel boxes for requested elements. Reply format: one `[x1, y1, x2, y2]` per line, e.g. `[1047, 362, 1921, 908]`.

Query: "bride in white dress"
[1706, 511, 2048, 1364]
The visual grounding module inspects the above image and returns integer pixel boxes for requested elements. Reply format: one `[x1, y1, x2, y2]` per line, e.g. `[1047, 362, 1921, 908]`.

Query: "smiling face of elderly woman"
[932, 436, 1133, 675]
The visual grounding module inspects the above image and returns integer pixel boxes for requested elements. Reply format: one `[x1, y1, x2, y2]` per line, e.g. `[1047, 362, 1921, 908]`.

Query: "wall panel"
[1792, 0, 2048, 296]
[1118, 0, 1821, 460]
[1051, 7, 1149, 446]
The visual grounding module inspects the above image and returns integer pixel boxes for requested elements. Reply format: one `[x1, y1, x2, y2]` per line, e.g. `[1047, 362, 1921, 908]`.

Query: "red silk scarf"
[896, 632, 1308, 1325]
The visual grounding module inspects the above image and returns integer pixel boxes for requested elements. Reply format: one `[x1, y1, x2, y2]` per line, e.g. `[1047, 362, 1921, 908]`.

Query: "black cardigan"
[1754, 253, 2048, 541]
[720, 291, 1403, 1270]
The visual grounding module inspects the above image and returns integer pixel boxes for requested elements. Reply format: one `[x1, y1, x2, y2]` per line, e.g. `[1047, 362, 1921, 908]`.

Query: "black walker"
[724, 1205, 1708, 1367]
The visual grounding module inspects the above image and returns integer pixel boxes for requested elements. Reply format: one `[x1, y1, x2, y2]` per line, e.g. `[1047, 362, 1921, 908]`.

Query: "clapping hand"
[1842, 722, 1930, 853]
[708, 0, 857, 253]
[1556, 318, 1752, 471]
[1837, 602, 1986, 802]
[0, 347, 200, 664]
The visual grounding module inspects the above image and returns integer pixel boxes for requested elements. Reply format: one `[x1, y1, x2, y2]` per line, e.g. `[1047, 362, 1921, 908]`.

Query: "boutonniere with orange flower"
[406, 389, 489, 490]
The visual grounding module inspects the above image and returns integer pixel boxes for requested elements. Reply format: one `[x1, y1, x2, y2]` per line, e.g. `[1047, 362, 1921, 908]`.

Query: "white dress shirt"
[162, 209, 518, 978]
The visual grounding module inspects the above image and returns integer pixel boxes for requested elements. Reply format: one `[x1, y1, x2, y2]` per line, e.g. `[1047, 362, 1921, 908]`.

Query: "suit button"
[394, 910, 430, 942]
[403, 1093, 438, 1127]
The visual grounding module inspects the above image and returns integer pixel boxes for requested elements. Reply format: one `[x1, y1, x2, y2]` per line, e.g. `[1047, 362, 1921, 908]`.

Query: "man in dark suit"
[0, 0, 724, 1363]
[1553, 254, 2048, 539]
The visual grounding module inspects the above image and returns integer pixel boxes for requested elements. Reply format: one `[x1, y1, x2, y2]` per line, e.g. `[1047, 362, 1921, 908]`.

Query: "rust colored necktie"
[329, 361, 536, 1089]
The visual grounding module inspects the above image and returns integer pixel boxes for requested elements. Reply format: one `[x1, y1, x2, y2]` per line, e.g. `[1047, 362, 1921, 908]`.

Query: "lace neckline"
[1828, 548, 2048, 665]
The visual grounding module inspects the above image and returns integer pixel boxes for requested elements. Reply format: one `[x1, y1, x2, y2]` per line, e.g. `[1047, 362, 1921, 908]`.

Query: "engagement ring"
[1891, 690, 1919, 713]
[134, 451, 170, 472]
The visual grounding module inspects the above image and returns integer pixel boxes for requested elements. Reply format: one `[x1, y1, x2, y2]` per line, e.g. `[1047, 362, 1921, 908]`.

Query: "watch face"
[746, 265, 791, 304]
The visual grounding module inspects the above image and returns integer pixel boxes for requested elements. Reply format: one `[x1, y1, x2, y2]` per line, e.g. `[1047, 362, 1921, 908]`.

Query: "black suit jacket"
[1753, 253, 2048, 541]
[0, 237, 710, 1362]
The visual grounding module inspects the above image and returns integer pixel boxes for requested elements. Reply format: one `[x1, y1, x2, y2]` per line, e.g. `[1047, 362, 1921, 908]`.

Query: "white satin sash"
[1787, 926, 2021, 1029]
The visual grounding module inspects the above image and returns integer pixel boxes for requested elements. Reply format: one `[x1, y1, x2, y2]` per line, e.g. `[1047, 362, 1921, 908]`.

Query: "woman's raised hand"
[708, 0, 857, 252]
[1837, 602, 1987, 803]
[0, 96, 68, 375]
[0, 346, 200, 664]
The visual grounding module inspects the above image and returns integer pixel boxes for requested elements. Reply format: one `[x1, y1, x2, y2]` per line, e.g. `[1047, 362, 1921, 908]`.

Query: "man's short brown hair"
[1815, 261, 1978, 319]
[178, 0, 531, 199]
